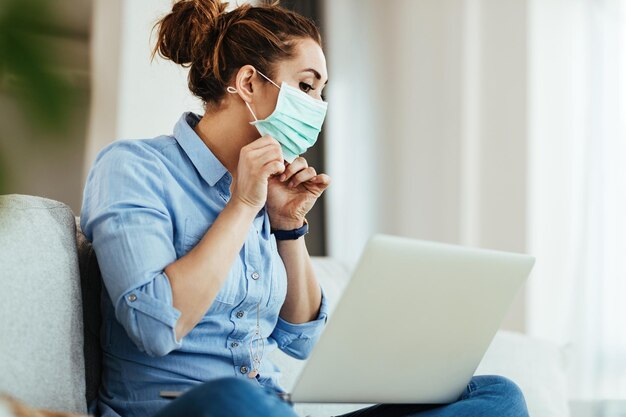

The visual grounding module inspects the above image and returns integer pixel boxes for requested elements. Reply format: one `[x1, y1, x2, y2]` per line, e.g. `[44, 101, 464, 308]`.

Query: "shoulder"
[93, 136, 176, 168]
[90, 136, 182, 183]
[85, 136, 179, 197]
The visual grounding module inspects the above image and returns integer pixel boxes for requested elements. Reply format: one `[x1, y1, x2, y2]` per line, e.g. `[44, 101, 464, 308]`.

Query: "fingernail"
[280, 174, 286, 182]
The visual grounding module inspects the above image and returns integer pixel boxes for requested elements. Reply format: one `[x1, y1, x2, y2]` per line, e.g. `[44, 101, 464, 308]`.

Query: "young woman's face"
[254, 37, 328, 119]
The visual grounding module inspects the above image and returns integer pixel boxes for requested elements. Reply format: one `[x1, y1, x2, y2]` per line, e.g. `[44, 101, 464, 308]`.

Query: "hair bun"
[153, 0, 228, 65]
[152, 0, 321, 108]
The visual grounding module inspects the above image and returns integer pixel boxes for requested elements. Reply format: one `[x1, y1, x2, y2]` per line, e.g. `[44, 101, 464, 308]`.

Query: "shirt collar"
[173, 112, 229, 187]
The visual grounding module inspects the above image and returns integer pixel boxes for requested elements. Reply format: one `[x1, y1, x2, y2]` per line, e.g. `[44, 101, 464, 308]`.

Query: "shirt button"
[127, 294, 137, 302]
[236, 311, 244, 318]
[231, 342, 239, 348]
[251, 272, 260, 280]
[240, 366, 248, 374]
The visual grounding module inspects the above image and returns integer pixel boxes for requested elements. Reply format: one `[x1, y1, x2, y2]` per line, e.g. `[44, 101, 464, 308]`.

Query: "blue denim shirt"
[80, 112, 329, 417]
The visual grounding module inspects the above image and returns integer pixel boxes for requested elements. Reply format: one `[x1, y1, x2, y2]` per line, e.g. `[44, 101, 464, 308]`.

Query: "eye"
[300, 81, 326, 101]
[299, 82, 313, 93]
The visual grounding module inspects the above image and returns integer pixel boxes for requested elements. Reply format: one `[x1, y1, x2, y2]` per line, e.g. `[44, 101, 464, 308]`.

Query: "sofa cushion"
[475, 330, 571, 417]
[0, 194, 87, 414]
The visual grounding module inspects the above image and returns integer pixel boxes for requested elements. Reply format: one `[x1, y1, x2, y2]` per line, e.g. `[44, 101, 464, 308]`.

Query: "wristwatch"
[271, 218, 309, 240]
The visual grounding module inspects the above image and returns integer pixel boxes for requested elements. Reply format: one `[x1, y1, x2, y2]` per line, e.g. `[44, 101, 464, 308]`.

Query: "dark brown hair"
[153, 0, 322, 108]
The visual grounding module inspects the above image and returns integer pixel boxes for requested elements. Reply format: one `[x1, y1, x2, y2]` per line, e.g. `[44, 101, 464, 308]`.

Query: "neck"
[193, 106, 255, 175]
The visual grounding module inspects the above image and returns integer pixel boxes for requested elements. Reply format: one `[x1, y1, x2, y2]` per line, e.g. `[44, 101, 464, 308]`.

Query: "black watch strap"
[271, 219, 309, 240]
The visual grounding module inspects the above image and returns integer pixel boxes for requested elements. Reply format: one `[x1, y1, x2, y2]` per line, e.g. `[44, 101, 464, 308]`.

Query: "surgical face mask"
[226, 70, 328, 163]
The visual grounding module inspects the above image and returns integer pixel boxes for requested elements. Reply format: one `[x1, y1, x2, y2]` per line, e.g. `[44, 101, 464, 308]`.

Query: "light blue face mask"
[227, 69, 328, 163]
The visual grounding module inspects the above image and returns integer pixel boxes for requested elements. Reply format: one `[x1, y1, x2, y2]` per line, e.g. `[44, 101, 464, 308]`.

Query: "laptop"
[286, 234, 535, 404]
[161, 234, 535, 405]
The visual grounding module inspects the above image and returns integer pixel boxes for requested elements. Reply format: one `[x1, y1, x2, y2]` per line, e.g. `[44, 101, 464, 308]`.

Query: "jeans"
[152, 375, 529, 417]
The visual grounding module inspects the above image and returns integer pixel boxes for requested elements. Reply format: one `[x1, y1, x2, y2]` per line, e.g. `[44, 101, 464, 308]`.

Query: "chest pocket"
[182, 217, 242, 306]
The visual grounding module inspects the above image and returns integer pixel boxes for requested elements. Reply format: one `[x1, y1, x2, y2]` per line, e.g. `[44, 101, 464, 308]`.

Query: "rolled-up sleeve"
[270, 285, 329, 360]
[80, 141, 183, 357]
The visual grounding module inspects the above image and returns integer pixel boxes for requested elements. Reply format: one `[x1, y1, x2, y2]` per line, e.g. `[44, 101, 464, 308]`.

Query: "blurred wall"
[83, 0, 203, 186]
[0, 0, 92, 214]
[323, 0, 528, 332]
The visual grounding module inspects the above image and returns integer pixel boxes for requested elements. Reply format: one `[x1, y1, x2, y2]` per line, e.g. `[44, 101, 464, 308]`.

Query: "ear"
[234, 65, 258, 104]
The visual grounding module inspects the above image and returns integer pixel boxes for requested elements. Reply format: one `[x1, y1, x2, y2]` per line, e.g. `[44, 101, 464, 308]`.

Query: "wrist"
[228, 196, 262, 219]
[271, 217, 306, 231]
[271, 218, 309, 240]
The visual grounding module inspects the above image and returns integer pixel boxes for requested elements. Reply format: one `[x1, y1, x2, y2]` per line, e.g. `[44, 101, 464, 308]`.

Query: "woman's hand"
[231, 135, 286, 210]
[266, 156, 331, 230]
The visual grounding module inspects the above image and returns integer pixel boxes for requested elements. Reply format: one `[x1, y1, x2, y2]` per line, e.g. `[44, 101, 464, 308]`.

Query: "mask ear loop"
[256, 70, 281, 90]
[226, 85, 258, 121]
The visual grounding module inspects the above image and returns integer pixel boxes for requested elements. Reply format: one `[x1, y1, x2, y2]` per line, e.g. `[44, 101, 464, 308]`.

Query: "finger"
[243, 142, 282, 162]
[262, 160, 286, 177]
[238, 147, 283, 183]
[245, 134, 280, 151]
[244, 140, 283, 173]
[309, 173, 331, 186]
[288, 166, 317, 188]
[244, 145, 283, 161]
[302, 174, 331, 195]
[245, 141, 283, 165]
[255, 153, 285, 178]
[279, 157, 308, 182]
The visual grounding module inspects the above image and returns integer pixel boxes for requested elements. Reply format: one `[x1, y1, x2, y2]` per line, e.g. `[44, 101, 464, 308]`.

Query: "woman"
[80, 1, 530, 416]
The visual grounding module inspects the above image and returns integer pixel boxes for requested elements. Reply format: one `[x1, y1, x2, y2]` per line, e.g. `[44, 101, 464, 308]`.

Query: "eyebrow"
[300, 68, 328, 85]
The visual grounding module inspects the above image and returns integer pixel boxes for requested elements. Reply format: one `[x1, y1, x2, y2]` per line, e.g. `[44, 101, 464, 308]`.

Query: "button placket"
[248, 220, 264, 303]
[227, 233, 252, 345]
[243, 222, 264, 309]
[228, 217, 267, 375]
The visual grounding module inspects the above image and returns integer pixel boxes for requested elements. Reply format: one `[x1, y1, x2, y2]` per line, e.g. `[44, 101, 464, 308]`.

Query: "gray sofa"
[0, 194, 572, 417]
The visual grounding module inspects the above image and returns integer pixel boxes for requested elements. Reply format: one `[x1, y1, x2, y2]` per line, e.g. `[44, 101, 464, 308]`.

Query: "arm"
[81, 137, 284, 357]
[166, 198, 256, 340]
[275, 231, 322, 324]
[266, 156, 332, 359]
[81, 142, 190, 357]
[269, 233, 329, 360]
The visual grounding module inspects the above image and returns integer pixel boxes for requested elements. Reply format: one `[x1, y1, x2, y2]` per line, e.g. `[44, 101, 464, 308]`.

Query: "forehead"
[279, 38, 328, 82]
